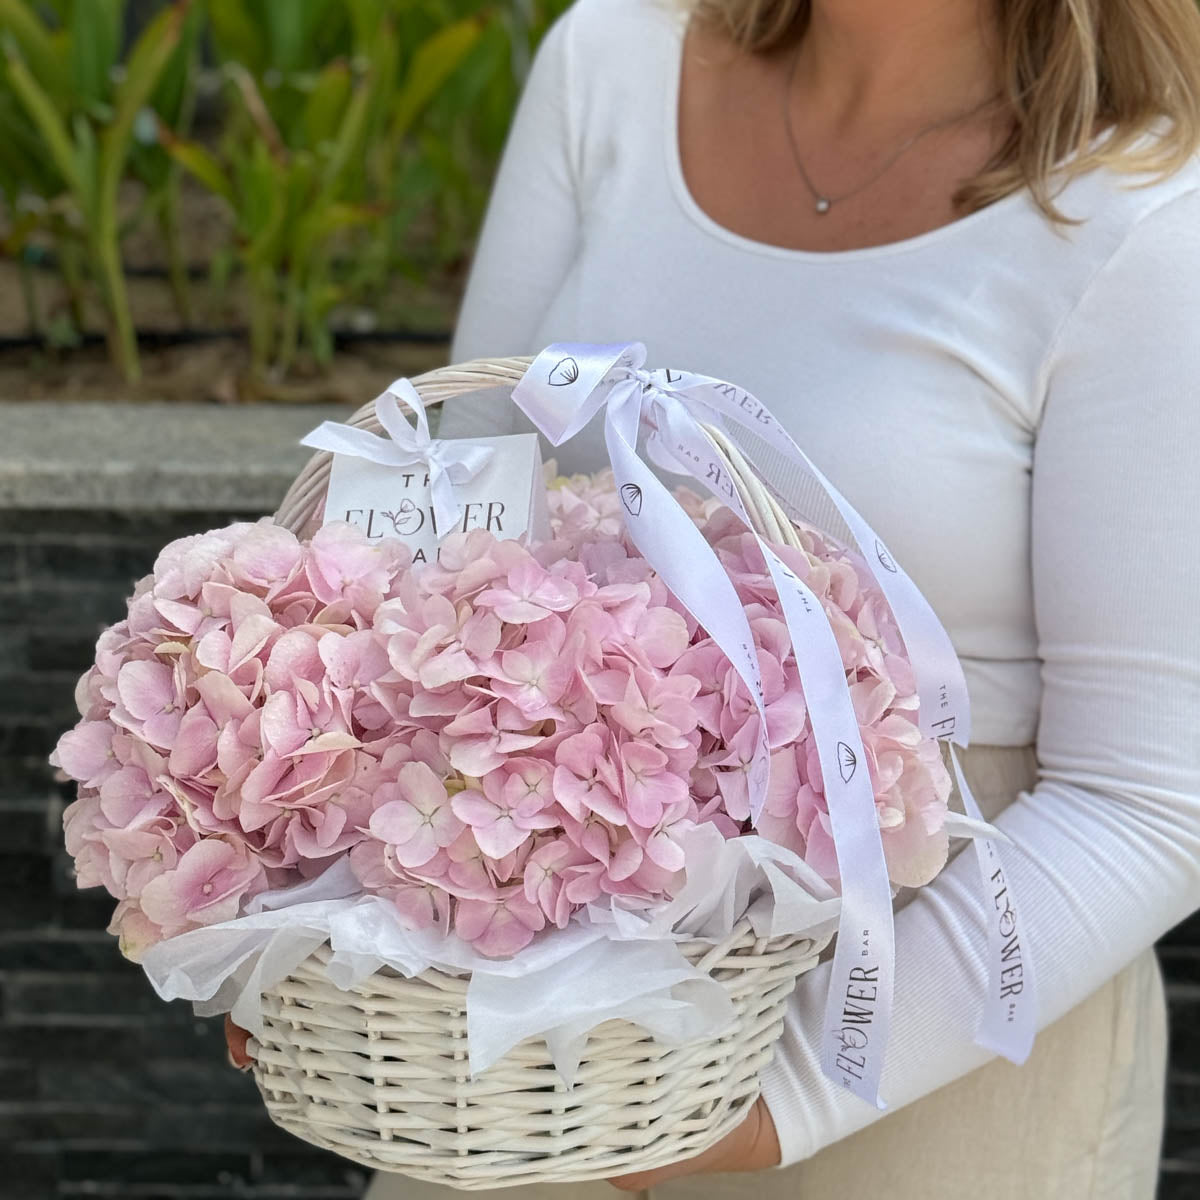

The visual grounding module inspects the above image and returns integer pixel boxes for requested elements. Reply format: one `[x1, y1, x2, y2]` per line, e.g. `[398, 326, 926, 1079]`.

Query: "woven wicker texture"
[257, 357, 826, 1187]
[251, 923, 823, 1186]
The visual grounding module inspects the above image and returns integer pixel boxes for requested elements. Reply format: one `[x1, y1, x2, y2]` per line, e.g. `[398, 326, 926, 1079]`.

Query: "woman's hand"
[224, 1015, 254, 1071]
[607, 1095, 780, 1191]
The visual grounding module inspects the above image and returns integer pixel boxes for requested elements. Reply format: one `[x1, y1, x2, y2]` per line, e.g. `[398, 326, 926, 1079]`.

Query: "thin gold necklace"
[781, 45, 1001, 215]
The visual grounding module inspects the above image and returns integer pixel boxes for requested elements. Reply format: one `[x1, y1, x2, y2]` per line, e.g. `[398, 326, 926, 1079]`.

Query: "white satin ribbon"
[515, 343, 894, 1105]
[512, 341, 1036, 1102]
[301, 377, 494, 538]
[516, 344, 774, 818]
[950, 743, 1036, 1062]
[632, 359, 1037, 1066]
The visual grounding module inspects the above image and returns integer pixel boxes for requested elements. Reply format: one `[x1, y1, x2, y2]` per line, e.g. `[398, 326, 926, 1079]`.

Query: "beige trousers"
[365, 746, 1169, 1200]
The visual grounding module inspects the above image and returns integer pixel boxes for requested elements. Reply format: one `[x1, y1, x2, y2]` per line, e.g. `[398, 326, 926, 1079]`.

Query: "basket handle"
[271, 356, 774, 552]
[273, 356, 535, 535]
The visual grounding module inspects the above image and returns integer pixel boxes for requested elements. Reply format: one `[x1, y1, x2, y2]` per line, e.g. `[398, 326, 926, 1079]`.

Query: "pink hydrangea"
[52, 519, 412, 957]
[54, 473, 954, 963]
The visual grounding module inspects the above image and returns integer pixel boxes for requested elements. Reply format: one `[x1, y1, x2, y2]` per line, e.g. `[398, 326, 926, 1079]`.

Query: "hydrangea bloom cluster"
[53, 471, 951, 961]
[547, 471, 952, 890]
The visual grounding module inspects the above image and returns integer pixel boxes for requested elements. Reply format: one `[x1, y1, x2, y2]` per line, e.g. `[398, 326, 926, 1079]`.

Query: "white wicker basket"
[256, 356, 830, 1188]
[249, 922, 823, 1187]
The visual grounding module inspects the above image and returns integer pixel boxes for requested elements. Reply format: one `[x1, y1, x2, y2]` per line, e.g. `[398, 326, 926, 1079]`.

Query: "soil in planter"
[0, 323, 452, 406]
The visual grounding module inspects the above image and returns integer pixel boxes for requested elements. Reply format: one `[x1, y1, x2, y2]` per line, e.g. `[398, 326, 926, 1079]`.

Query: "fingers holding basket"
[225, 1014, 254, 1072]
[607, 1096, 781, 1190]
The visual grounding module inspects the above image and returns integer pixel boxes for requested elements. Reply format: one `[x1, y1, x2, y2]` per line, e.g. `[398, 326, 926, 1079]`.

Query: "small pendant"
[814, 197, 832, 214]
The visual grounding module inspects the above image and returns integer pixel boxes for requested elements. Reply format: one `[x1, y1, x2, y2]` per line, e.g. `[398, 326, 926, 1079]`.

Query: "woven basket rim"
[273, 354, 805, 554]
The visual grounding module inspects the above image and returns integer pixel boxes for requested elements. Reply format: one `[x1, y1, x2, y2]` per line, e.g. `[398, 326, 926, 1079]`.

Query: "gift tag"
[322, 433, 547, 565]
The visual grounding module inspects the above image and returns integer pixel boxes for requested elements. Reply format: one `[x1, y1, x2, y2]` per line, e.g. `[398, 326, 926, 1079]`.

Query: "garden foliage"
[0, 0, 569, 381]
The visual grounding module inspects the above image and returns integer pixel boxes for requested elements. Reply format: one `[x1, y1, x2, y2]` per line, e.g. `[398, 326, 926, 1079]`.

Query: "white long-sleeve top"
[440, 0, 1200, 1165]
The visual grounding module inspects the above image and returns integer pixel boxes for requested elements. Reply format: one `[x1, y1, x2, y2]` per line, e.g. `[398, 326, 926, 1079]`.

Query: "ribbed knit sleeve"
[758, 186, 1200, 1163]
[438, 9, 583, 442]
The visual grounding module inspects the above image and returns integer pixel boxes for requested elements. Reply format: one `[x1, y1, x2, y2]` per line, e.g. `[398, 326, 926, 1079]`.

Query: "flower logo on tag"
[381, 500, 423, 536]
[875, 539, 898, 573]
[837, 741, 858, 783]
[619, 482, 643, 516]
[834, 1025, 868, 1052]
[548, 356, 580, 387]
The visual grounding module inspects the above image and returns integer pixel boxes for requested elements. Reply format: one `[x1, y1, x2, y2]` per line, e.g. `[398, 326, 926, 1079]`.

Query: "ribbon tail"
[949, 744, 1036, 1064]
[942, 810, 1009, 843]
[429, 466, 461, 539]
[376, 380, 432, 450]
[300, 421, 417, 467]
[602, 384, 773, 822]
[513, 343, 647, 445]
[653, 393, 894, 1108]
[429, 446, 497, 539]
[677, 374, 972, 748]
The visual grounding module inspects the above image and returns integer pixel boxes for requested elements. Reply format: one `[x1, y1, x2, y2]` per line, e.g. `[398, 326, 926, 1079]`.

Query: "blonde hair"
[686, 0, 1200, 220]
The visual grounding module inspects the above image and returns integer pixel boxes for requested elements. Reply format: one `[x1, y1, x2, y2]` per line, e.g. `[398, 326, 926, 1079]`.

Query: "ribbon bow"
[518, 342, 776, 808]
[301, 377, 494, 538]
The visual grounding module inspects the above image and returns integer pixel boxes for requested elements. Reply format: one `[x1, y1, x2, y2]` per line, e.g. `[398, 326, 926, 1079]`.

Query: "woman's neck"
[796, 0, 1001, 129]
[676, 0, 1013, 252]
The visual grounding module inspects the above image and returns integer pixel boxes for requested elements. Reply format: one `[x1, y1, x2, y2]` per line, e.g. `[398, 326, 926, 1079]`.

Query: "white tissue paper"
[139, 823, 841, 1083]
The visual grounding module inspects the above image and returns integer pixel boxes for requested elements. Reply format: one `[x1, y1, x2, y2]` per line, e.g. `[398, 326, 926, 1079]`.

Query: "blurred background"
[0, 0, 566, 400]
[0, 2, 1198, 1198]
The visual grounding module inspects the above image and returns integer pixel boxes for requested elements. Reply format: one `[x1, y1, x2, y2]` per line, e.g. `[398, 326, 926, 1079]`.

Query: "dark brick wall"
[2, 506, 1198, 1198]
[1, 510, 369, 1200]
[1157, 920, 1200, 1198]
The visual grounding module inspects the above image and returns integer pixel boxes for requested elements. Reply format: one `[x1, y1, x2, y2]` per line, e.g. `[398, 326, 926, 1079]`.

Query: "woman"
[233, 0, 1200, 1195]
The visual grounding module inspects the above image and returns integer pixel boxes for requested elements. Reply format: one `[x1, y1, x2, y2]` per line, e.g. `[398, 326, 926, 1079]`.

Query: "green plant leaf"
[226, 62, 286, 161]
[69, 0, 123, 110]
[150, 0, 203, 128]
[303, 277, 342, 363]
[72, 110, 98, 224]
[362, 13, 399, 128]
[0, 85, 60, 199]
[346, 0, 388, 56]
[301, 59, 351, 150]
[314, 72, 370, 202]
[0, 0, 70, 105]
[159, 128, 235, 207]
[1, 39, 81, 196]
[97, 1, 188, 238]
[208, 0, 267, 77]
[209, 244, 235, 294]
[295, 200, 377, 261]
[242, 138, 289, 264]
[391, 16, 484, 141]
[264, 0, 341, 74]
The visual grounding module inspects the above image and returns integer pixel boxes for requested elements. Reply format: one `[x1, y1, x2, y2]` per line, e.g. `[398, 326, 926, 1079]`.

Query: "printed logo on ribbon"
[548, 356, 579, 387]
[875, 539, 898, 573]
[837, 741, 858, 783]
[831, 963, 884, 1090]
[948, 744, 1036, 1064]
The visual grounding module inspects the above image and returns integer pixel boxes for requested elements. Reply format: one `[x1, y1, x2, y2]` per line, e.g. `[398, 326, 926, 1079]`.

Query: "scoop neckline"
[660, 9, 1032, 264]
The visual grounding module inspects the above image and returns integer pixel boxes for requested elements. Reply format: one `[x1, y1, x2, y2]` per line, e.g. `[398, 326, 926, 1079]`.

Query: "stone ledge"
[0, 402, 349, 512]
